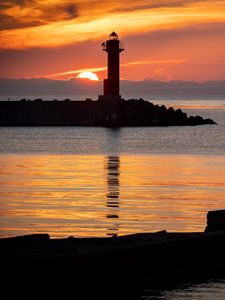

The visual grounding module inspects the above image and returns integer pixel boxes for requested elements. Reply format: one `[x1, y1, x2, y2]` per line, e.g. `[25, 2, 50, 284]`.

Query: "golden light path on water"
[0, 154, 225, 238]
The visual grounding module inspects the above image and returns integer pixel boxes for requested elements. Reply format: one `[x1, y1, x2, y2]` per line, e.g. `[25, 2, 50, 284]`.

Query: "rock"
[0, 98, 216, 126]
[205, 209, 225, 232]
[0, 234, 50, 245]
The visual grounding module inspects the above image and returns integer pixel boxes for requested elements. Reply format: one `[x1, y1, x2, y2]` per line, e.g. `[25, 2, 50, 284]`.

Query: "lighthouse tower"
[98, 32, 124, 101]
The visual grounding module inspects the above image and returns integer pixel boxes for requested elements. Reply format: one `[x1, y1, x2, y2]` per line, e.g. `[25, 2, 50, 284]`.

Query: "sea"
[0, 95, 225, 299]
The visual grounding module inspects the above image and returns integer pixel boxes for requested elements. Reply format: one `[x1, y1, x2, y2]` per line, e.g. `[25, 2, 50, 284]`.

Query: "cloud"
[45, 59, 186, 79]
[0, 0, 36, 9]
[48, 66, 107, 78]
[0, 12, 43, 30]
[112, 0, 202, 12]
[45, 58, 225, 82]
[1, 78, 225, 97]
[0, 0, 78, 30]
[0, 0, 225, 49]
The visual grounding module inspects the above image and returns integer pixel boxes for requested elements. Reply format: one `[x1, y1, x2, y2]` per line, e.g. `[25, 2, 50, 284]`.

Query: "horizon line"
[1, 77, 225, 84]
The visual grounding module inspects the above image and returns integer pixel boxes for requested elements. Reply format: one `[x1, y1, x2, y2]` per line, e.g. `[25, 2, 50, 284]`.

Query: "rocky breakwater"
[103, 98, 216, 127]
[0, 98, 216, 126]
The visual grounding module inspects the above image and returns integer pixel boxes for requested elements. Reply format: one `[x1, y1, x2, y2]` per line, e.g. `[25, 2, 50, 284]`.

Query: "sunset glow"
[0, 0, 225, 81]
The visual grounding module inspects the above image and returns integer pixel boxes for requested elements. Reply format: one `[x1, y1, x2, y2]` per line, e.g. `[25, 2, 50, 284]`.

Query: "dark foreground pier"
[1, 210, 225, 298]
[0, 98, 216, 126]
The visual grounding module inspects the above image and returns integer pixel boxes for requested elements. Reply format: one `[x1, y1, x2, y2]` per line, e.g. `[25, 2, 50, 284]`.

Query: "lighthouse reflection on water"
[105, 156, 120, 237]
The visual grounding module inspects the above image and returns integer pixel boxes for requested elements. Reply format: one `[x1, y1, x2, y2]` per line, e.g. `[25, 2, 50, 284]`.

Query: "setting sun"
[77, 71, 99, 81]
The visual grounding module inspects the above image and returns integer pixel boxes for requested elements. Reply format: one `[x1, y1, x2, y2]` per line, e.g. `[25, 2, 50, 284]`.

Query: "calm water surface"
[0, 99, 225, 238]
[1, 153, 225, 237]
[140, 279, 225, 300]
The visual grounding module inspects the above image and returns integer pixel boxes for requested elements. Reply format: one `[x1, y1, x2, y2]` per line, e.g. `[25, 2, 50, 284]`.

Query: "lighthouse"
[98, 32, 124, 101]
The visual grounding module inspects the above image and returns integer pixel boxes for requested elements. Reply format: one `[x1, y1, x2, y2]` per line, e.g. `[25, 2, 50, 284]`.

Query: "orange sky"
[0, 0, 225, 81]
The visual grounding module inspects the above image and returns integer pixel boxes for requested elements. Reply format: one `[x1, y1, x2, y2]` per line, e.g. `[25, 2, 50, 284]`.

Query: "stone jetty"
[0, 98, 216, 126]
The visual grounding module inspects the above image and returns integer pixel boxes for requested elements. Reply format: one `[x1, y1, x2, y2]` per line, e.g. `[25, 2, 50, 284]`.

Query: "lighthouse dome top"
[109, 31, 118, 39]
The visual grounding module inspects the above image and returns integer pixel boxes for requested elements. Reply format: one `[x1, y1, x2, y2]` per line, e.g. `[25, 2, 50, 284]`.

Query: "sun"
[77, 71, 99, 81]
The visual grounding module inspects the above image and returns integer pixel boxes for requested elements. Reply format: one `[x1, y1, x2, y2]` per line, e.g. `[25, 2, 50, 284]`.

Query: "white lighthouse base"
[98, 95, 124, 102]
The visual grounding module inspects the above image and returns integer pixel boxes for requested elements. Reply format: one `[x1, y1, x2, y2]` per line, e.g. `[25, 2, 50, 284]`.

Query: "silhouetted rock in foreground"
[1, 210, 225, 299]
[205, 209, 225, 232]
[0, 98, 216, 126]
